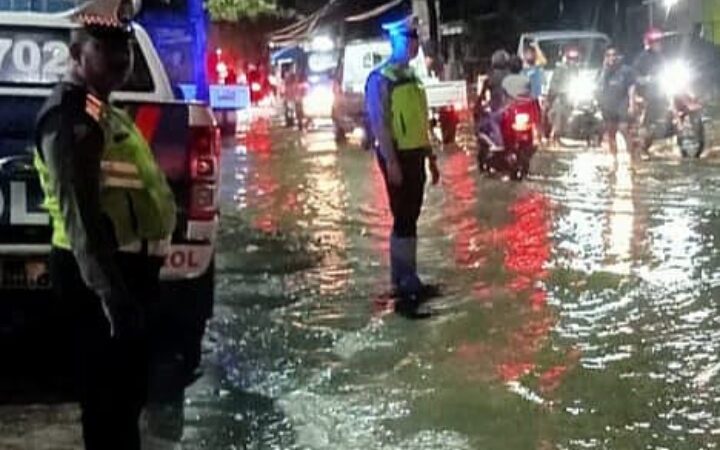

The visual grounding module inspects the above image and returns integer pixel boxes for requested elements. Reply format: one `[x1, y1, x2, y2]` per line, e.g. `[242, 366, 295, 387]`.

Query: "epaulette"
[85, 93, 103, 122]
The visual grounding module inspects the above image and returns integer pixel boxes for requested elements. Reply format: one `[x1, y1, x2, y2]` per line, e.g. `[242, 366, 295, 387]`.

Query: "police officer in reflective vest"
[365, 16, 440, 313]
[34, 1, 176, 448]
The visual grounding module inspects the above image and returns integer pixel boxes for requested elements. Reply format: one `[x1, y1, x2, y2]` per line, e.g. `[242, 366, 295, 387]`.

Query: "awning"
[345, 0, 404, 23]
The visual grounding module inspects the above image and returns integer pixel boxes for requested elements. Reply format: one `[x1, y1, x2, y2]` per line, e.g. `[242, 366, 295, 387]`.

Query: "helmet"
[491, 49, 510, 69]
[644, 28, 664, 47]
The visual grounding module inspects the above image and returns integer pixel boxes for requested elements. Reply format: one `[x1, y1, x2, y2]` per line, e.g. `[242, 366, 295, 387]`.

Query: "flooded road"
[180, 120, 720, 450]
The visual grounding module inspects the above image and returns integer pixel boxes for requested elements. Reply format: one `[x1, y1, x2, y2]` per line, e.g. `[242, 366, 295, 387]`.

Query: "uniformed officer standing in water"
[365, 16, 440, 315]
[34, 1, 176, 448]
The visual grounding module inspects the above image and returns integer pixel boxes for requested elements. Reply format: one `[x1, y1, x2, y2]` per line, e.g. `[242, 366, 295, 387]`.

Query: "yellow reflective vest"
[35, 102, 176, 252]
[379, 64, 432, 151]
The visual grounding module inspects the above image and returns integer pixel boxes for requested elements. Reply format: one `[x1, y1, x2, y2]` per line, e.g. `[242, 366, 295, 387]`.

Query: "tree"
[205, 0, 278, 21]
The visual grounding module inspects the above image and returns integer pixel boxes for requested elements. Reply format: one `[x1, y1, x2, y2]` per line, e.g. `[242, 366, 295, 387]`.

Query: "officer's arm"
[39, 111, 131, 309]
[365, 72, 396, 163]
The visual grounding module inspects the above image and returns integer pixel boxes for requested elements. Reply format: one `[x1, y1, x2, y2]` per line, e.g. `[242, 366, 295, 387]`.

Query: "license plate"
[0, 258, 50, 290]
[0, 27, 70, 86]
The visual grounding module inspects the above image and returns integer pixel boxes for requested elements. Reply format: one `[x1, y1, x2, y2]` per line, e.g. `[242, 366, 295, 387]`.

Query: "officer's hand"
[387, 157, 403, 186]
[101, 295, 145, 341]
[429, 157, 440, 185]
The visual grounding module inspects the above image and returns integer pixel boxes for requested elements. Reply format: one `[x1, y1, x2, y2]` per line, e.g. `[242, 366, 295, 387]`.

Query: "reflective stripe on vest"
[35, 102, 177, 251]
[380, 65, 431, 151]
[101, 160, 144, 190]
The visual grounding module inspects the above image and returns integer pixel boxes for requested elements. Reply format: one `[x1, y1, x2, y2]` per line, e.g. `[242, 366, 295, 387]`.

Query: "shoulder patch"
[85, 93, 103, 122]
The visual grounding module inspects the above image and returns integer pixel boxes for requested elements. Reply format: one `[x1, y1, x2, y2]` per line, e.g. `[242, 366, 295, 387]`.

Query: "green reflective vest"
[380, 64, 431, 151]
[35, 104, 176, 251]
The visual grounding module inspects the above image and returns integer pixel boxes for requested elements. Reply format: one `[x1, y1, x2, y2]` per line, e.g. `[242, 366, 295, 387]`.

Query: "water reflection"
[181, 125, 720, 450]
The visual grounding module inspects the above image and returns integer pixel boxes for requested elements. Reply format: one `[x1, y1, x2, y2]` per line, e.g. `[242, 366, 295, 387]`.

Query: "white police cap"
[71, 0, 137, 33]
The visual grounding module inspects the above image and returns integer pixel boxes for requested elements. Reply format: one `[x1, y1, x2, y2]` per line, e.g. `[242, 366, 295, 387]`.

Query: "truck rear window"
[0, 25, 155, 92]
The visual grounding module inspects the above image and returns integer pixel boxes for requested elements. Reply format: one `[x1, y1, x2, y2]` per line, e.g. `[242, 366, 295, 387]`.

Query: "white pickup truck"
[332, 38, 468, 147]
[0, 10, 219, 377]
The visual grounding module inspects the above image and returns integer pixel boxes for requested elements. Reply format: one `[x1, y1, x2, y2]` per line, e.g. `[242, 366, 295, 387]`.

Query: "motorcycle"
[659, 60, 705, 158]
[552, 71, 604, 147]
[475, 98, 540, 181]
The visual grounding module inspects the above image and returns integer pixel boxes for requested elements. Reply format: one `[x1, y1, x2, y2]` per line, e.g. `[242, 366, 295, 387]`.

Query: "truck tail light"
[188, 125, 221, 221]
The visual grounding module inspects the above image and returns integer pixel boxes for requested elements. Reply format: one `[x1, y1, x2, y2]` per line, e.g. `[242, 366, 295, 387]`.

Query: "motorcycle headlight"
[303, 84, 335, 113]
[660, 60, 692, 97]
[568, 74, 596, 104]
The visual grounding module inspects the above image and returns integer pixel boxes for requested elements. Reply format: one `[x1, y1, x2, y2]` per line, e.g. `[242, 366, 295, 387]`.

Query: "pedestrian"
[599, 46, 636, 156]
[365, 15, 441, 316]
[33, 1, 176, 448]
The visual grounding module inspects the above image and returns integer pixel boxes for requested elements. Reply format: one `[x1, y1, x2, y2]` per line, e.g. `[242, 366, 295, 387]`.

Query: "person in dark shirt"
[600, 46, 636, 156]
[476, 49, 510, 148]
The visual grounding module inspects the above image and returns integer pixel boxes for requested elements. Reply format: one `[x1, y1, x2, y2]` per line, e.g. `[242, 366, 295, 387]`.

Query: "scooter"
[672, 92, 705, 158]
[552, 72, 604, 147]
[646, 60, 706, 158]
[475, 98, 540, 181]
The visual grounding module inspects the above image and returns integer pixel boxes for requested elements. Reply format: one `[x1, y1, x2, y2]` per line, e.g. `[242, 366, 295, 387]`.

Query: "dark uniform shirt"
[36, 82, 131, 308]
[633, 50, 664, 99]
[599, 64, 635, 114]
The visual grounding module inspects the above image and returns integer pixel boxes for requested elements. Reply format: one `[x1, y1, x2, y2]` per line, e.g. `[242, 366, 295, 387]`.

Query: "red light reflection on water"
[241, 118, 298, 233]
[452, 187, 577, 395]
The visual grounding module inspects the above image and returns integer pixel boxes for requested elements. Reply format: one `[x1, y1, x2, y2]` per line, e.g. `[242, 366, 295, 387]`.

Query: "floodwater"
[182, 120, 720, 450]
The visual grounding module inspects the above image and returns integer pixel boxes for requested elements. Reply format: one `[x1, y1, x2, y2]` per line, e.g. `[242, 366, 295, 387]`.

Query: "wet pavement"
[4, 118, 720, 449]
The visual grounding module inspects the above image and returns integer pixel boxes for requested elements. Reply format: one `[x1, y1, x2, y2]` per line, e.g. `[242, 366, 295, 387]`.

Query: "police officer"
[34, 1, 176, 448]
[365, 16, 440, 314]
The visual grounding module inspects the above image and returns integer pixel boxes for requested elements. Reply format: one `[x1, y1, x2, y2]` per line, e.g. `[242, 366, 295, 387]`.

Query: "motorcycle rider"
[632, 28, 668, 157]
[476, 49, 511, 149]
[283, 64, 304, 130]
[547, 46, 582, 142]
[599, 46, 636, 156]
[502, 55, 532, 100]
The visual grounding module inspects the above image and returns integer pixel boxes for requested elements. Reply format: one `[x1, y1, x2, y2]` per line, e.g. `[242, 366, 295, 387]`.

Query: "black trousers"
[378, 151, 427, 238]
[50, 248, 162, 450]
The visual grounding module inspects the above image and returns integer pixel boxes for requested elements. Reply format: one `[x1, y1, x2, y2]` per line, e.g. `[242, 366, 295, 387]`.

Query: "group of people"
[476, 28, 672, 158]
[475, 42, 546, 149]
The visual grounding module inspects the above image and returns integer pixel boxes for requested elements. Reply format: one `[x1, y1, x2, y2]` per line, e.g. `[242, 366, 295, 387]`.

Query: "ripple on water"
[187, 129, 720, 449]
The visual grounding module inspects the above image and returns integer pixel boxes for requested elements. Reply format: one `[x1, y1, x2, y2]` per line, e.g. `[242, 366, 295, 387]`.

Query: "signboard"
[209, 84, 250, 110]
